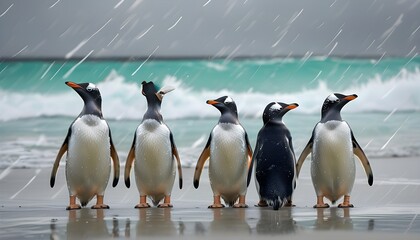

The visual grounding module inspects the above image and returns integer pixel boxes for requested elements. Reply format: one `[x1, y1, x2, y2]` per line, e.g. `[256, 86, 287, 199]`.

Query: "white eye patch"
[269, 103, 282, 111]
[86, 83, 96, 92]
[327, 94, 338, 102]
[224, 96, 233, 104]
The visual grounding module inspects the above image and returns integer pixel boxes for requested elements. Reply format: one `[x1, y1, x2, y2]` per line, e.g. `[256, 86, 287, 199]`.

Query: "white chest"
[68, 115, 110, 160]
[134, 119, 172, 169]
[313, 121, 353, 158]
[210, 123, 247, 162]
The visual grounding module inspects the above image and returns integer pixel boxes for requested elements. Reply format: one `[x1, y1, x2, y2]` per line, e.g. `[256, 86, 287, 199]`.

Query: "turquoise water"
[0, 57, 419, 168]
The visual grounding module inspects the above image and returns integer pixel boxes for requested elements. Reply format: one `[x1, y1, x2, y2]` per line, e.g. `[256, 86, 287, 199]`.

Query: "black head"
[141, 81, 174, 122]
[207, 96, 239, 124]
[321, 93, 357, 122]
[142, 81, 160, 104]
[262, 102, 299, 124]
[66, 81, 102, 117]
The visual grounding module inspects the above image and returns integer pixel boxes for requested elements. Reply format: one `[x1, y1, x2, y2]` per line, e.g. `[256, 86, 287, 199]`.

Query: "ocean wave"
[1, 68, 419, 121]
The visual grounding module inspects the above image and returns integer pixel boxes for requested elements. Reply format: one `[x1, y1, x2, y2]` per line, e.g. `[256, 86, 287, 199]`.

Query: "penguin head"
[263, 102, 299, 124]
[141, 81, 175, 122]
[141, 81, 175, 104]
[207, 96, 239, 124]
[66, 81, 102, 117]
[321, 93, 357, 121]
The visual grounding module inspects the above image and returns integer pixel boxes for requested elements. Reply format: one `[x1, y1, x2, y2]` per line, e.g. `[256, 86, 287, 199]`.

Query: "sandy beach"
[1, 157, 419, 239]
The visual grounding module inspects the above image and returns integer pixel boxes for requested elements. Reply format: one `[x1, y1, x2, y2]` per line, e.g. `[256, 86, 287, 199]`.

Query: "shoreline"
[1, 157, 419, 238]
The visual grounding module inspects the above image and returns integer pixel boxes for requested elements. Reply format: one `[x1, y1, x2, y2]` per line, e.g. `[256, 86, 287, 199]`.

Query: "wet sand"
[1, 157, 419, 239]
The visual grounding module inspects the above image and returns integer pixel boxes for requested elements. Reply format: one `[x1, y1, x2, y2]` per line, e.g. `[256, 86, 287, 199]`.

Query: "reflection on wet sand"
[314, 208, 353, 231]
[135, 208, 179, 237]
[48, 206, 383, 238]
[208, 208, 251, 234]
[256, 207, 297, 234]
[67, 209, 110, 238]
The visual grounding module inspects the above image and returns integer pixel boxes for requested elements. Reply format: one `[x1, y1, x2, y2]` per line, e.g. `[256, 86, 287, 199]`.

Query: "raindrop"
[380, 118, 408, 150]
[289, 9, 303, 24]
[0, 3, 13, 18]
[410, 25, 420, 38]
[49, 0, 60, 9]
[107, 34, 119, 46]
[114, 0, 124, 9]
[64, 50, 94, 79]
[12, 45, 28, 58]
[377, 14, 404, 49]
[41, 61, 55, 79]
[168, 16, 183, 31]
[383, 108, 398, 122]
[203, 0, 211, 7]
[132, 46, 159, 76]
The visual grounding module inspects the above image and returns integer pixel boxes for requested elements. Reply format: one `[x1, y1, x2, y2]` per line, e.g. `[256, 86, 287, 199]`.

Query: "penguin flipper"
[296, 135, 313, 178]
[124, 134, 136, 188]
[109, 134, 120, 188]
[50, 129, 70, 188]
[170, 132, 183, 189]
[193, 134, 211, 189]
[245, 132, 254, 187]
[351, 131, 373, 186]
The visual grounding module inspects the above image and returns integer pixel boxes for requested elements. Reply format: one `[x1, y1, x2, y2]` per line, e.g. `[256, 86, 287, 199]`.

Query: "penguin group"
[50, 81, 373, 210]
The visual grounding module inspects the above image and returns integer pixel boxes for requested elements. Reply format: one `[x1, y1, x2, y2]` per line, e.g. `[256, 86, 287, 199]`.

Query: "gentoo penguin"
[296, 93, 373, 208]
[124, 81, 183, 208]
[193, 96, 253, 208]
[252, 102, 299, 210]
[50, 82, 120, 210]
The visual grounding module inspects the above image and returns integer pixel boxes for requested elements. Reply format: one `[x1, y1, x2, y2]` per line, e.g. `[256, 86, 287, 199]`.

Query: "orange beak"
[344, 94, 358, 101]
[206, 100, 220, 105]
[286, 103, 299, 110]
[65, 81, 81, 89]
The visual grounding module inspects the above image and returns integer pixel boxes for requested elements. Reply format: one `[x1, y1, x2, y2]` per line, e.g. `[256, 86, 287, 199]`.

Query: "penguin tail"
[227, 200, 236, 207]
[152, 199, 160, 207]
[273, 199, 280, 210]
[270, 197, 288, 210]
[151, 194, 165, 207]
[81, 201, 88, 207]
[221, 195, 237, 207]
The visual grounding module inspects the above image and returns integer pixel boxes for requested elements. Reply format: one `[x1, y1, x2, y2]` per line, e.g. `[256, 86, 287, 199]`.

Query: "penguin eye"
[86, 83, 97, 92]
[269, 103, 282, 111]
[224, 96, 233, 104]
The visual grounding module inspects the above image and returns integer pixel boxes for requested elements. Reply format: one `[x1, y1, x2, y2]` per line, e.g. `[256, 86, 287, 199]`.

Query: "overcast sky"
[0, 0, 419, 59]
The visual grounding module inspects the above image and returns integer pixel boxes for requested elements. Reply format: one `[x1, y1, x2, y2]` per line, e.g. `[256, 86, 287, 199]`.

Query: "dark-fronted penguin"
[50, 82, 120, 210]
[251, 102, 298, 210]
[193, 96, 253, 208]
[124, 81, 183, 208]
[296, 93, 373, 208]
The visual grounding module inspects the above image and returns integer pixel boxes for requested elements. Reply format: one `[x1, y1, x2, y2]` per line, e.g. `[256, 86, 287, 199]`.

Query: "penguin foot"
[135, 203, 151, 208]
[66, 204, 82, 210]
[208, 204, 225, 208]
[91, 204, 110, 209]
[233, 203, 248, 208]
[338, 203, 354, 208]
[255, 200, 269, 207]
[338, 195, 353, 208]
[284, 200, 295, 207]
[158, 203, 173, 208]
[313, 203, 330, 208]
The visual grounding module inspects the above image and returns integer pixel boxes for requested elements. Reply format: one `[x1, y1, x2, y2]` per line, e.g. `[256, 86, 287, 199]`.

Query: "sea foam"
[0, 68, 419, 121]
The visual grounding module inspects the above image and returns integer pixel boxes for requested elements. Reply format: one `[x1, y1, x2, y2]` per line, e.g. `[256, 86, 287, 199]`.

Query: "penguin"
[50, 81, 120, 210]
[251, 102, 299, 210]
[296, 93, 373, 208]
[193, 96, 253, 208]
[124, 81, 183, 208]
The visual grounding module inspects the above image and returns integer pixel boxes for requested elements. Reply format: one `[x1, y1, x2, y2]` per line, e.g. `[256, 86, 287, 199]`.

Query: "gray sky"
[0, 0, 419, 59]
